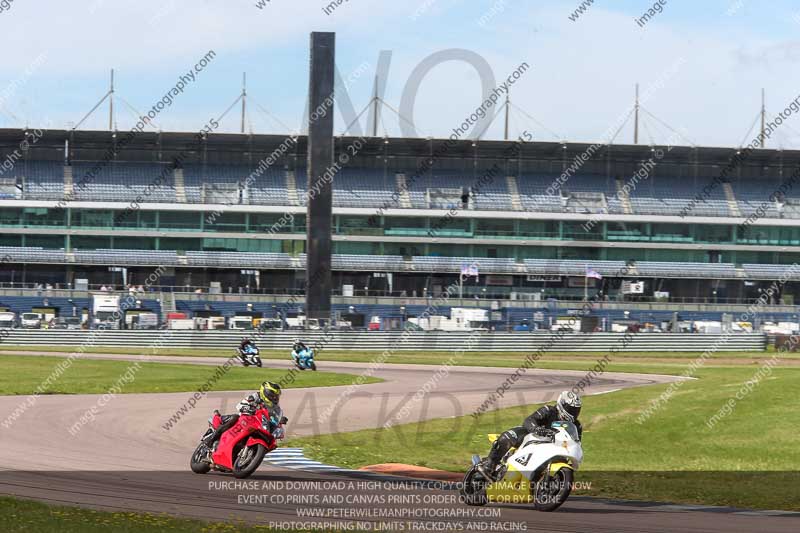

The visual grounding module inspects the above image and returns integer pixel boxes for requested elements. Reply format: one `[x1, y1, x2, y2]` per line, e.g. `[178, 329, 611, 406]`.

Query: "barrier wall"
[0, 330, 767, 352]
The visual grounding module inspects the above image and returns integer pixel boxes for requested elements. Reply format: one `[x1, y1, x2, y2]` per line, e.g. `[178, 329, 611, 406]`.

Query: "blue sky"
[1, 0, 800, 148]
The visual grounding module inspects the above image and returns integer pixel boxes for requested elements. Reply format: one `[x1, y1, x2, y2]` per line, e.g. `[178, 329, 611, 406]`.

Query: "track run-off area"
[0, 351, 798, 532]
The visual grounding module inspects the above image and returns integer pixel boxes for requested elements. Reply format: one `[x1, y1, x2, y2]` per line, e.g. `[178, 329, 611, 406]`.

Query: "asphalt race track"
[0, 352, 797, 532]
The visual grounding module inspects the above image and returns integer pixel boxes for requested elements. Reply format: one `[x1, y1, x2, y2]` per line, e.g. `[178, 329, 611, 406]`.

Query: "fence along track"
[0, 331, 766, 352]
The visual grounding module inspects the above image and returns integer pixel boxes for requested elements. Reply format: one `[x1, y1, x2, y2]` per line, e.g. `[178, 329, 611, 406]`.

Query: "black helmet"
[556, 391, 582, 422]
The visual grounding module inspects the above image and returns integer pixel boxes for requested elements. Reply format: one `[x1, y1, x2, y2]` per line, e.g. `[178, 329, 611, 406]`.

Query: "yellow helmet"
[259, 381, 282, 406]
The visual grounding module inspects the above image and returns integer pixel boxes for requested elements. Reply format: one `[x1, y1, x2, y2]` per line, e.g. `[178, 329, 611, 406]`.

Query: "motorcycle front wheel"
[255, 358, 263, 368]
[533, 468, 573, 512]
[310, 361, 317, 371]
[189, 443, 211, 474]
[460, 466, 488, 506]
[232, 444, 267, 479]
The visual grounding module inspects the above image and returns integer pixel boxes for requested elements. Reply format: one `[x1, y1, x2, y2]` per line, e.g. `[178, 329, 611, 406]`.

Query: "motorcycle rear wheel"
[533, 468, 573, 512]
[460, 466, 488, 506]
[232, 444, 267, 479]
[190, 443, 211, 474]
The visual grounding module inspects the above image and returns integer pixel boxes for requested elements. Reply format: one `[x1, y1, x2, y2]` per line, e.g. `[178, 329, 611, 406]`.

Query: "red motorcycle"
[190, 407, 286, 479]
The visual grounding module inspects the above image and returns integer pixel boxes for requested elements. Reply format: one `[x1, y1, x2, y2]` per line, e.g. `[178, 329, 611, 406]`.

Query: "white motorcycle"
[460, 421, 583, 512]
[237, 345, 262, 367]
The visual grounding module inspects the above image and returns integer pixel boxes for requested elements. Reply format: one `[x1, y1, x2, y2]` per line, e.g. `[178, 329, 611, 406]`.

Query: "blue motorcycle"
[238, 344, 262, 367]
[291, 348, 317, 371]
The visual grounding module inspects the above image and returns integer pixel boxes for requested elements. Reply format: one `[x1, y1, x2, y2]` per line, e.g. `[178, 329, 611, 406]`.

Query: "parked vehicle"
[125, 312, 159, 330]
[20, 313, 42, 329]
[0, 311, 17, 329]
[92, 294, 121, 329]
[52, 316, 83, 329]
[229, 315, 255, 330]
[168, 318, 196, 330]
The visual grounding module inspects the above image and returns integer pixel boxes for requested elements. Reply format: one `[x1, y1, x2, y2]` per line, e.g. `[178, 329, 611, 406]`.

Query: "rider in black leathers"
[478, 391, 582, 481]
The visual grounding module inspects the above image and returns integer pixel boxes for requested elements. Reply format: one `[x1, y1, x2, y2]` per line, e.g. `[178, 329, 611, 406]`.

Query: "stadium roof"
[1, 128, 800, 169]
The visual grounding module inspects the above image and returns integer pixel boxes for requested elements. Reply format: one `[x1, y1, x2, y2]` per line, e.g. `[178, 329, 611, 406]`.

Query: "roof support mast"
[241, 73, 247, 134]
[760, 88, 766, 148]
[504, 92, 510, 141]
[633, 83, 639, 144]
[372, 75, 379, 137]
[109, 69, 115, 130]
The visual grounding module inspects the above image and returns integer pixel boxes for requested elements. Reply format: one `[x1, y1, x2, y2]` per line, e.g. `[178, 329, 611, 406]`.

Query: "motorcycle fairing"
[212, 412, 272, 470]
[486, 462, 534, 504]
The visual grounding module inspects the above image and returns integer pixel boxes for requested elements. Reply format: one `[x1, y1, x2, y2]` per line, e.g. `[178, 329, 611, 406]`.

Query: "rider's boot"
[476, 436, 510, 481]
[476, 459, 496, 481]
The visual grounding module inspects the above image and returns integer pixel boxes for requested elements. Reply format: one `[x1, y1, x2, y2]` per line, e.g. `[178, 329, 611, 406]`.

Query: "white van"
[21, 313, 42, 329]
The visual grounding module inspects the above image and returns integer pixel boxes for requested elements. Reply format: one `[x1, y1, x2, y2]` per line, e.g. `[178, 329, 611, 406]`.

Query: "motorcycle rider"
[202, 381, 286, 450]
[292, 338, 308, 354]
[239, 337, 257, 355]
[476, 391, 582, 481]
[292, 338, 309, 363]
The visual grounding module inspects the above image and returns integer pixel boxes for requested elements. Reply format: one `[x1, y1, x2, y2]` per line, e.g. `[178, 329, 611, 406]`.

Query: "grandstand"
[1, 128, 800, 326]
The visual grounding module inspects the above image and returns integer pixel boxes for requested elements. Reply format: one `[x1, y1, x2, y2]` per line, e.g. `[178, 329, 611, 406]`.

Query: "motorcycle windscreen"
[551, 421, 580, 442]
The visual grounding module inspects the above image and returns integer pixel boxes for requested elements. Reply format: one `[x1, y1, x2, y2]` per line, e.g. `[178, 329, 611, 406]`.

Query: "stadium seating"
[6, 158, 800, 222]
[72, 162, 176, 202]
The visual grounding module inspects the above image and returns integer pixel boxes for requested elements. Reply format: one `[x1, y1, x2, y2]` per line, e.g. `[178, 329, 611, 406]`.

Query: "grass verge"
[0, 355, 379, 395]
[0, 496, 284, 532]
[290, 361, 800, 511]
[0, 344, 792, 366]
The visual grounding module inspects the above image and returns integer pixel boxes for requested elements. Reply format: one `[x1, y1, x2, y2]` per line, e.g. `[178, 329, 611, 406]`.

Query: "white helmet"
[556, 391, 582, 422]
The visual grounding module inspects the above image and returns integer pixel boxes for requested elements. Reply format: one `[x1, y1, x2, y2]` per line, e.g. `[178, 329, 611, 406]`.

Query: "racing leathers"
[480, 404, 582, 479]
[203, 393, 285, 449]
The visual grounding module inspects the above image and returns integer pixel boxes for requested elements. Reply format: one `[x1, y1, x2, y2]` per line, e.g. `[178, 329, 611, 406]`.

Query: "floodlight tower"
[305, 32, 335, 325]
